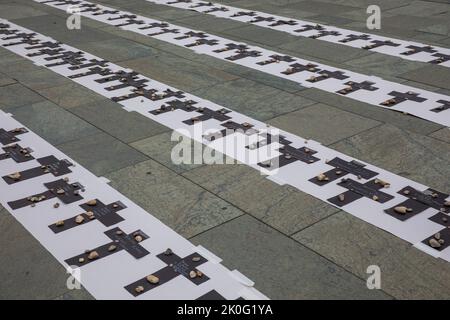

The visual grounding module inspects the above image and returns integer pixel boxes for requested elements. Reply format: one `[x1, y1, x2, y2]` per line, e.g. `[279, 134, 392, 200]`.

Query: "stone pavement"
[0, 0, 449, 299]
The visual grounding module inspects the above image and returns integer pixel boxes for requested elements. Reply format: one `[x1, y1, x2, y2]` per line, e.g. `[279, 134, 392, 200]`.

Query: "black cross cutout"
[65, 227, 150, 267]
[95, 70, 139, 84]
[339, 34, 371, 43]
[167, 0, 191, 3]
[185, 38, 219, 48]
[429, 53, 450, 64]
[231, 11, 256, 18]
[2, 32, 38, 47]
[381, 91, 427, 107]
[49, 199, 126, 233]
[138, 22, 169, 30]
[257, 54, 295, 66]
[95, 71, 147, 91]
[429, 212, 450, 228]
[69, 66, 113, 79]
[0, 127, 27, 145]
[189, 2, 212, 8]
[269, 19, 298, 27]
[310, 30, 341, 39]
[92, 9, 120, 16]
[27, 47, 65, 58]
[107, 14, 137, 22]
[363, 40, 401, 50]
[401, 45, 436, 56]
[431, 100, 450, 113]
[422, 228, 450, 251]
[246, 132, 292, 150]
[225, 49, 262, 61]
[307, 70, 349, 83]
[3, 155, 72, 185]
[116, 18, 146, 28]
[25, 41, 61, 50]
[249, 16, 275, 24]
[384, 186, 449, 221]
[150, 99, 198, 115]
[148, 28, 180, 37]
[258, 144, 320, 170]
[44, 51, 86, 68]
[7, 179, 84, 210]
[125, 250, 209, 297]
[175, 31, 208, 40]
[213, 43, 249, 53]
[112, 88, 185, 103]
[79, 4, 101, 14]
[327, 178, 394, 207]
[337, 81, 378, 95]
[204, 121, 258, 141]
[309, 157, 378, 186]
[68, 59, 109, 71]
[182, 107, 231, 125]
[282, 62, 320, 75]
[294, 24, 325, 33]
[204, 6, 228, 14]
[0, 27, 16, 36]
[0, 144, 33, 163]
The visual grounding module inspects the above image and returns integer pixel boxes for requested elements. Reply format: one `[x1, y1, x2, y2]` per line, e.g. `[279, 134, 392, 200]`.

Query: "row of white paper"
[147, 0, 450, 68]
[33, 0, 450, 127]
[1, 19, 448, 263]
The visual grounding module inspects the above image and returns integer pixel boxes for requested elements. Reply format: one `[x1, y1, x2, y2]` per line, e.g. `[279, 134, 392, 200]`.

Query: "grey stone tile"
[105, 160, 244, 238]
[330, 124, 450, 192]
[10, 100, 100, 145]
[53, 288, 94, 300]
[193, 78, 315, 121]
[0, 47, 24, 65]
[0, 72, 16, 87]
[130, 131, 209, 174]
[386, 1, 449, 17]
[429, 128, 450, 144]
[174, 13, 246, 33]
[399, 65, 450, 90]
[297, 88, 443, 136]
[279, 37, 372, 64]
[191, 214, 391, 299]
[37, 83, 107, 109]
[70, 99, 169, 143]
[287, 1, 360, 15]
[120, 54, 238, 92]
[0, 212, 71, 299]
[223, 24, 300, 47]
[57, 132, 148, 176]
[183, 164, 339, 235]
[0, 2, 48, 20]
[293, 212, 450, 299]
[267, 103, 381, 145]
[0, 83, 45, 112]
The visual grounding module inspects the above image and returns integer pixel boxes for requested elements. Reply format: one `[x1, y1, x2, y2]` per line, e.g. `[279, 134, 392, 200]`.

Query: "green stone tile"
[0, 2, 48, 20]
[120, 54, 238, 92]
[193, 78, 315, 121]
[10, 100, 100, 145]
[173, 12, 246, 33]
[0, 83, 45, 112]
[105, 160, 244, 238]
[57, 132, 148, 176]
[0, 47, 24, 65]
[386, 1, 449, 17]
[399, 65, 450, 90]
[37, 83, 107, 109]
[223, 24, 300, 47]
[293, 212, 450, 299]
[429, 128, 450, 144]
[0, 213, 71, 299]
[191, 214, 391, 299]
[53, 289, 94, 300]
[78, 38, 158, 62]
[330, 124, 450, 192]
[279, 37, 372, 64]
[287, 1, 359, 15]
[71, 99, 169, 144]
[267, 103, 381, 145]
[297, 88, 443, 136]
[183, 164, 340, 235]
[0, 72, 16, 87]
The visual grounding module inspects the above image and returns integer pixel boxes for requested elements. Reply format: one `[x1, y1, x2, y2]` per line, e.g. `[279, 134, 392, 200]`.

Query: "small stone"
[189, 271, 197, 279]
[429, 238, 441, 248]
[439, 239, 445, 244]
[317, 173, 329, 181]
[86, 199, 97, 206]
[403, 190, 410, 195]
[444, 201, 450, 207]
[164, 248, 173, 256]
[63, 177, 69, 182]
[335, 171, 342, 175]
[85, 211, 94, 218]
[8, 172, 21, 181]
[56, 189, 65, 195]
[108, 245, 117, 252]
[442, 217, 448, 223]
[53, 203, 60, 209]
[88, 251, 99, 260]
[338, 194, 345, 202]
[372, 195, 379, 201]
[55, 220, 64, 227]
[78, 258, 85, 263]
[192, 256, 201, 262]
[75, 215, 85, 224]
[394, 206, 409, 215]
[135, 286, 144, 293]
[146, 275, 159, 284]
[134, 235, 143, 242]
[196, 270, 203, 277]
[116, 230, 123, 235]
[434, 233, 441, 240]
[113, 203, 119, 208]
[375, 179, 390, 188]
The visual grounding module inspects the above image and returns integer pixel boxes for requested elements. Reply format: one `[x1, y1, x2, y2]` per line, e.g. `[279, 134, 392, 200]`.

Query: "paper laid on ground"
[147, 0, 450, 68]
[1, 19, 449, 266]
[32, 0, 450, 127]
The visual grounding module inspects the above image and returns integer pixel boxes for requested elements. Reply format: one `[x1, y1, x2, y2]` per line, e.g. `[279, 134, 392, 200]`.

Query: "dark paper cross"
[307, 70, 349, 83]
[0, 127, 27, 145]
[182, 107, 231, 125]
[337, 81, 378, 95]
[257, 54, 295, 66]
[431, 100, 450, 113]
[150, 99, 198, 115]
[258, 144, 320, 170]
[381, 91, 427, 107]
[401, 45, 436, 56]
[339, 34, 371, 43]
[282, 63, 320, 75]
[429, 53, 450, 64]
[0, 144, 33, 163]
